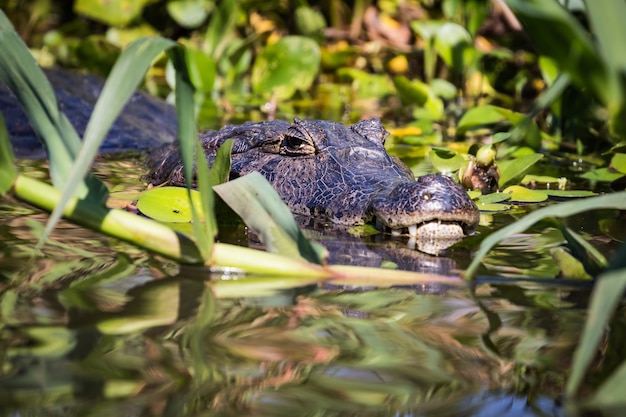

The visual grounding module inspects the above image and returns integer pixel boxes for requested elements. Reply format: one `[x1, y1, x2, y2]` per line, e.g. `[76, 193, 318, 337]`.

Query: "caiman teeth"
[389, 224, 419, 237]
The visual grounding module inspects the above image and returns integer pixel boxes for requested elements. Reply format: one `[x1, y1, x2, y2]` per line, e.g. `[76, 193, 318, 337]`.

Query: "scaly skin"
[147, 118, 480, 238]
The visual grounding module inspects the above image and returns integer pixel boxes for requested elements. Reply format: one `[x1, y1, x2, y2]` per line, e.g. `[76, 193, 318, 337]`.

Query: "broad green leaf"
[502, 185, 548, 203]
[74, 0, 152, 26]
[433, 22, 476, 74]
[0, 114, 16, 196]
[497, 153, 544, 188]
[213, 172, 328, 265]
[136, 187, 204, 223]
[252, 36, 321, 100]
[475, 192, 511, 204]
[545, 190, 597, 198]
[567, 268, 626, 397]
[394, 75, 428, 106]
[464, 191, 626, 280]
[394, 76, 444, 119]
[167, 0, 211, 29]
[295, 6, 327, 37]
[579, 168, 624, 183]
[611, 153, 626, 174]
[457, 105, 521, 135]
[429, 148, 464, 173]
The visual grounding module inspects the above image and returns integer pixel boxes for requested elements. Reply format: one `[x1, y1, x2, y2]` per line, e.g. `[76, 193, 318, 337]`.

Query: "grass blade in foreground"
[0, 10, 99, 196]
[0, 115, 16, 195]
[43, 37, 178, 247]
[566, 267, 626, 401]
[464, 192, 626, 280]
[214, 172, 328, 265]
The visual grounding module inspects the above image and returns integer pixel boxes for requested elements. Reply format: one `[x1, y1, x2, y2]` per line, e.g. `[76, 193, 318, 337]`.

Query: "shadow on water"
[2, 159, 624, 417]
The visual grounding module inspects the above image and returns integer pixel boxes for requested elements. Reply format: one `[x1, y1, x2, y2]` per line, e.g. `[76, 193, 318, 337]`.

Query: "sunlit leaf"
[579, 168, 624, 182]
[429, 148, 464, 173]
[610, 153, 626, 174]
[167, 0, 211, 29]
[545, 190, 597, 198]
[137, 187, 204, 223]
[502, 185, 548, 203]
[498, 153, 544, 188]
[74, 0, 152, 26]
[252, 36, 321, 100]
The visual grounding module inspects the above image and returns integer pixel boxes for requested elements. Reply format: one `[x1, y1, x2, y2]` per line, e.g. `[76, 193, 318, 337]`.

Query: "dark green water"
[0, 155, 623, 417]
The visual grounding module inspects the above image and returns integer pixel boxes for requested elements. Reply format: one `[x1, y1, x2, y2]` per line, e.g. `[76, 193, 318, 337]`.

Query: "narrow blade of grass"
[566, 267, 626, 398]
[213, 172, 328, 265]
[464, 192, 626, 280]
[0, 11, 84, 189]
[168, 46, 215, 261]
[42, 36, 177, 247]
[0, 114, 16, 195]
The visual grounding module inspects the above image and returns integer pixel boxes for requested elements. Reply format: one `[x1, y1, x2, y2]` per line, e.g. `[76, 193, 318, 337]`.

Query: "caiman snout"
[371, 174, 480, 240]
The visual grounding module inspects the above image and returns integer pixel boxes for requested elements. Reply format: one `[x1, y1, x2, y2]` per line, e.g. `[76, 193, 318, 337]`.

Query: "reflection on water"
[0, 158, 623, 416]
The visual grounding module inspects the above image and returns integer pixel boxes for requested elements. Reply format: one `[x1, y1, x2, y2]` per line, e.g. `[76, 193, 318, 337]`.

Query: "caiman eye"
[280, 134, 315, 156]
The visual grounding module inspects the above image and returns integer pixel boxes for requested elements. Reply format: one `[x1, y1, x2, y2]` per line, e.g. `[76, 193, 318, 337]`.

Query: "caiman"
[147, 118, 480, 242]
[2, 69, 480, 246]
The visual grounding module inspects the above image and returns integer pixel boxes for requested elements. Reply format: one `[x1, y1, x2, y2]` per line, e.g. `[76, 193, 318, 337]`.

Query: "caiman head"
[148, 118, 480, 244]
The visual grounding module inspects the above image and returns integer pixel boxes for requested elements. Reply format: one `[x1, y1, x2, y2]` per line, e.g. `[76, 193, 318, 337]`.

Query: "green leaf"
[213, 172, 328, 265]
[166, 0, 211, 29]
[567, 268, 626, 397]
[0, 114, 16, 196]
[252, 36, 321, 100]
[433, 22, 476, 74]
[74, 0, 152, 26]
[429, 148, 464, 173]
[457, 105, 521, 135]
[136, 187, 204, 223]
[579, 168, 624, 182]
[464, 192, 626, 280]
[502, 185, 548, 203]
[611, 153, 626, 174]
[497, 153, 544, 188]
